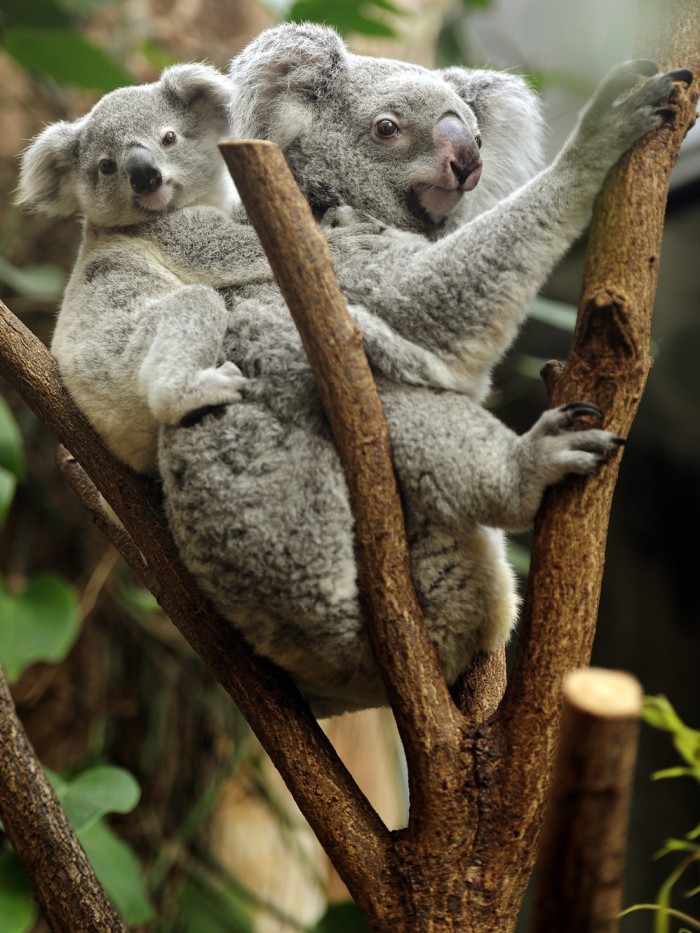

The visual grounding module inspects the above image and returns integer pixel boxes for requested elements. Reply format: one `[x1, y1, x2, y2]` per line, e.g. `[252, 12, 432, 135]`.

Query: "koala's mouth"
[134, 182, 176, 213]
[413, 183, 465, 221]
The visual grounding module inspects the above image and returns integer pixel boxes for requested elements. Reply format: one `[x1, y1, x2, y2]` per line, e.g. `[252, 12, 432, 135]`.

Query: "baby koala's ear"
[16, 120, 82, 217]
[160, 63, 232, 133]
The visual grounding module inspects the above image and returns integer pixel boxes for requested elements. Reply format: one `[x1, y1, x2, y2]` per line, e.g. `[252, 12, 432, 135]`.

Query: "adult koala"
[158, 27, 688, 716]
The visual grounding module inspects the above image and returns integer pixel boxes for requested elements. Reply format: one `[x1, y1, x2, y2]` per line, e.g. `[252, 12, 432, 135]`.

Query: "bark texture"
[533, 669, 643, 932]
[0, 665, 127, 932]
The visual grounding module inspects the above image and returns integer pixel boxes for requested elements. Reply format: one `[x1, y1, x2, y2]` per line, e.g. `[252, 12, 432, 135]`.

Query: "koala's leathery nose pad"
[125, 146, 163, 195]
[451, 159, 482, 191]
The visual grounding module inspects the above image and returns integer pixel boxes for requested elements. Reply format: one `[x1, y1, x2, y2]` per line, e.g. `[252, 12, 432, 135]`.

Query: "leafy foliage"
[1, 0, 133, 90]
[286, 0, 405, 38]
[621, 697, 700, 931]
[0, 766, 154, 931]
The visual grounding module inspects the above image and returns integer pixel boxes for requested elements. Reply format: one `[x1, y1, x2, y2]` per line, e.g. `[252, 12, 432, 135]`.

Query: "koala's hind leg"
[137, 284, 248, 426]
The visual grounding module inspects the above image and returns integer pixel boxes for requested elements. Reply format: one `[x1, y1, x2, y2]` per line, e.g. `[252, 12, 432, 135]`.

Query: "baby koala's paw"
[178, 362, 248, 426]
[146, 362, 248, 426]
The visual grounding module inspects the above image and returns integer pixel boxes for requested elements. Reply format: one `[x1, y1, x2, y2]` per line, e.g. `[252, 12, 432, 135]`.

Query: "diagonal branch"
[0, 299, 393, 917]
[219, 140, 466, 825]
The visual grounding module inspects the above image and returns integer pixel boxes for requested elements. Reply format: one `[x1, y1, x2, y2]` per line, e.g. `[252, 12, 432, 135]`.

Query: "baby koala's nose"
[125, 147, 163, 194]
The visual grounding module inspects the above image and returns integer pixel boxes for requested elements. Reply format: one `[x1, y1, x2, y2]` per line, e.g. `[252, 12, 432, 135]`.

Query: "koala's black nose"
[125, 147, 163, 195]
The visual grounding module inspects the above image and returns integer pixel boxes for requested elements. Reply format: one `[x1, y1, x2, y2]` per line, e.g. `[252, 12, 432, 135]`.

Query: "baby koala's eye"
[161, 130, 177, 147]
[475, 134, 483, 149]
[98, 158, 118, 176]
[374, 118, 400, 139]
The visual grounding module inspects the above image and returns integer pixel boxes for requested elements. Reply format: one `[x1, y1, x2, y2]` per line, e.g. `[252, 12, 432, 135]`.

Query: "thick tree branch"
[0, 299, 394, 924]
[0, 664, 127, 932]
[219, 140, 466, 834]
[532, 668, 643, 932]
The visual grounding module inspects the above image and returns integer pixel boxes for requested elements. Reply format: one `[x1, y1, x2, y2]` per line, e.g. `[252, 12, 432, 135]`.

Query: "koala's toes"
[559, 400, 604, 422]
[531, 401, 603, 437]
[546, 429, 624, 480]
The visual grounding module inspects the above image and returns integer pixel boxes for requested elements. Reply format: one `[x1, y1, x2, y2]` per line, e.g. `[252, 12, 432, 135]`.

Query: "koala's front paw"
[579, 60, 692, 160]
[525, 401, 625, 485]
[147, 361, 248, 426]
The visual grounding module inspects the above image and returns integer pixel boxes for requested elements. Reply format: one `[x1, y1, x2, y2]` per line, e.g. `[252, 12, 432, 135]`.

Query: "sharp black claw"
[669, 67, 693, 86]
[655, 106, 677, 121]
[561, 401, 604, 420]
[612, 436, 626, 446]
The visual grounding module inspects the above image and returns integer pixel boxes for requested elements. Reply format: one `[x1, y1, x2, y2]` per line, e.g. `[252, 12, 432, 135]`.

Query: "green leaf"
[652, 766, 696, 782]
[0, 257, 65, 302]
[287, 0, 398, 38]
[57, 766, 141, 833]
[0, 0, 70, 30]
[0, 574, 80, 682]
[0, 396, 24, 479]
[528, 296, 577, 331]
[311, 902, 369, 933]
[0, 850, 36, 933]
[79, 820, 154, 925]
[0, 469, 17, 528]
[4, 28, 133, 91]
[178, 878, 254, 933]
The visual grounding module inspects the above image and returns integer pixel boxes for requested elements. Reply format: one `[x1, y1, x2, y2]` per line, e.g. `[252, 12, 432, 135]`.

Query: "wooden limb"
[488, 4, 700, 919]
[0, 664, 127, 932]
[219, 140, 465, 830]
[532, 668, 643, 932]
[0, 298, 394, 926]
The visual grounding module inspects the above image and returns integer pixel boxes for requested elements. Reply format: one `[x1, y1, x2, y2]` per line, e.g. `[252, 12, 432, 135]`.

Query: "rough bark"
[0, 665, 127, 932]
[533, 669, 643, 932]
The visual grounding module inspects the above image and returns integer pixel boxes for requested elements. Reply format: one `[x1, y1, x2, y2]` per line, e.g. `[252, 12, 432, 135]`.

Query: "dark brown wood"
[533, 669, 643, 932]
[0, 665, 127, 932]
[219, 140, 465, 832]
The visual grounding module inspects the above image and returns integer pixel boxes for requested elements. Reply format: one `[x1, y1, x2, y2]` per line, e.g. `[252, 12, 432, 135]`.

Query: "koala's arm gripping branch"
[218, 139, 466, 806]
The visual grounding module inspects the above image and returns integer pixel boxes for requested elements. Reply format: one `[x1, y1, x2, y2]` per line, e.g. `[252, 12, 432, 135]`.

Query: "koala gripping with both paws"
[156, 25, 690, 715]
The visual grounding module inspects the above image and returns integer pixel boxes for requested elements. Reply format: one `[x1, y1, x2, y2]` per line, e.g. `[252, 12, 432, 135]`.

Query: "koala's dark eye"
[98, 158, 118, 176]
[161, 130, 177, 147]
[475, 134, 483, 149]
[374, 118, 400, 139]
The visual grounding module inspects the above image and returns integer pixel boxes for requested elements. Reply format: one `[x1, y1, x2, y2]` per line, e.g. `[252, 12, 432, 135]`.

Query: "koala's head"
[17, 64, 234, 228]
[229, 24, 545, 235]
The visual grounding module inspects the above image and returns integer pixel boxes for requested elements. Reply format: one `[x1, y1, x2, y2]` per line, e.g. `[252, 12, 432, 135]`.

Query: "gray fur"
[160, 29, 686, 716]
[17, 64, 256, 473]
[20, 26, 687, 715]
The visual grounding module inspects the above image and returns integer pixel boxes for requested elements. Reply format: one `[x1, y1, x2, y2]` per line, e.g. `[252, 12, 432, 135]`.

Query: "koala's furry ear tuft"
[16, 120, 81, 217]
[160, 63, 232, 132]
[228, 23, 348, 145]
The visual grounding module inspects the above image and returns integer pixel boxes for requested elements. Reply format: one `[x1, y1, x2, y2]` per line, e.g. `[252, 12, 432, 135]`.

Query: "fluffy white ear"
[228, 23, 349, 142]
[160, 63, 232, 133]
[16, 120, 81, 217]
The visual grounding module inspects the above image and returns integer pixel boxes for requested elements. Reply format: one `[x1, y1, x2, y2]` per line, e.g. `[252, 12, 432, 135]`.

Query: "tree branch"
[219, 140, 466, 833]
[0, 664, 128, 932]
[490, 0, 699, 916]
[532, 668, 643, 932]
[0, 299, 393, 923]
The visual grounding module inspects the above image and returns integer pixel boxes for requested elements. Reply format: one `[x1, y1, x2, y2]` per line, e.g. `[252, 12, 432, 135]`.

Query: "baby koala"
[17, 64, 258, 473]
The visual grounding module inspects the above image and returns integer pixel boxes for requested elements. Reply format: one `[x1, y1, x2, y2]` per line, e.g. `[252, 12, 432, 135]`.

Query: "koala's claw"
[669, 67, 693, 86]
[560, 400, 603, 421]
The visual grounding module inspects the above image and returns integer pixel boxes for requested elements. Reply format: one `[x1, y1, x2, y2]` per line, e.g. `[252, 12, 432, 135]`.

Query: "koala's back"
[159, 298, 518, 715]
